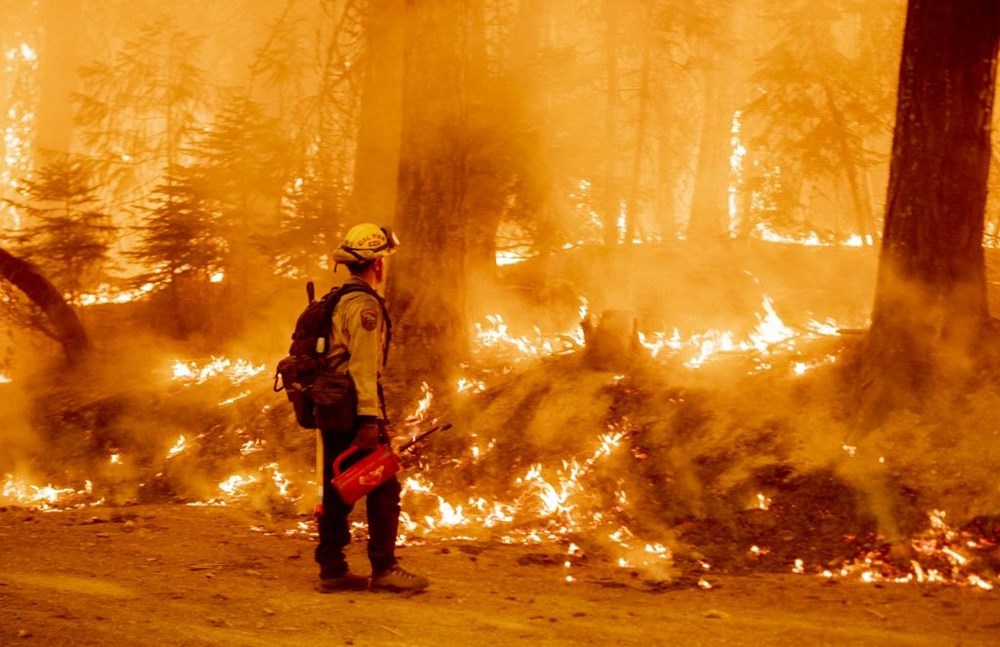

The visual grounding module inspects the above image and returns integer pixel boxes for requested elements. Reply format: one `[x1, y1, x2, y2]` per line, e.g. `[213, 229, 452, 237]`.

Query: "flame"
[75, 282, 158, 306]
[0, 374, 11, 384]
[110, 453, 122, 465]
[171, 357, 265, 385]
[786, 509, 1000, 589]
[1, 42, 37, 232]
[792, 354, 839, 375]
[219, 390, 250, 406]
[473, 291, 844, 374]
[166, 435, 187, 458]
[752, 222, 827, 246]
[2, 474, 96, 511]
[456, 377, 486, 395]
[400, 427, 627, 541]
[240, 439, 264, 456]
[218, 473, 257, 497]
[402, 474, 433, 494]
[496, 250, 530, 266]
[806, 318, 841, 336]
[636, 295, 807, 370]
[469, 436, 496, 462]
[473, 314, 584, 361]
[264, 463, 290, 497]
[406, 381, 433, 423]
[424, 497, 465, 529]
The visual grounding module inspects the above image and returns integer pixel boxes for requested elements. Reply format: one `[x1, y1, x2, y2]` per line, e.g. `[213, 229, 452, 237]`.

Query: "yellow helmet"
[333, 223, 400, 264]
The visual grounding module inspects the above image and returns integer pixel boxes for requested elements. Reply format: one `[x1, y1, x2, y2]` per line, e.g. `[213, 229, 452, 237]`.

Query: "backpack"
[273, 280, 389, 429]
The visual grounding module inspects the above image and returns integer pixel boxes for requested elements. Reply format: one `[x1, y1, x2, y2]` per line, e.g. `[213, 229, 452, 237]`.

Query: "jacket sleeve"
[343, 293, 384, 419]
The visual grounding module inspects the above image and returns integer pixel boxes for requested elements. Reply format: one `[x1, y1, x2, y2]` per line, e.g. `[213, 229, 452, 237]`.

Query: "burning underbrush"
[2, 272, 999, 593]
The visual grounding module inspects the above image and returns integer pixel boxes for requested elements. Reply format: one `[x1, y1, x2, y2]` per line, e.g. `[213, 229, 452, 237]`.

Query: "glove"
[355, 416, 381, 450]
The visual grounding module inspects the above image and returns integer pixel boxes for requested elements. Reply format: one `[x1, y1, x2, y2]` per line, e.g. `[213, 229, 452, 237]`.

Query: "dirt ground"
[1, 503, 997, 646]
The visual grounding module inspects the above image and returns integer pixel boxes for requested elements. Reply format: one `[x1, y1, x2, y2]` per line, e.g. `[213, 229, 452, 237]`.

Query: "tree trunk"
[351, 0, 405, 222]
[687, 2, 740, 243]
[461, 3, 503, 301]
[35, 0, 81, 160]
[857, 0, 1000, 429]
[0, 247, 89, 365]
[601, 0, 621, 249]
[390, 0, 479, 392]
[625, 29, 652, 247]
[687, 56, 732, 241]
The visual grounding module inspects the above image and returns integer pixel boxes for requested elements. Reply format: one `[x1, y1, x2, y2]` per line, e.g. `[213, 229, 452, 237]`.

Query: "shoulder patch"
[360, 308, 379, 331]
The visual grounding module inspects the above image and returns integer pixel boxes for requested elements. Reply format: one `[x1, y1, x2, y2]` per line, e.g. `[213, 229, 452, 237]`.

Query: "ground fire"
[3, 296, 998, 596]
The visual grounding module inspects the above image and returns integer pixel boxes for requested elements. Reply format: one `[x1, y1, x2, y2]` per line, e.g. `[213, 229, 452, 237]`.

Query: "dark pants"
[314, 424, 401, 578]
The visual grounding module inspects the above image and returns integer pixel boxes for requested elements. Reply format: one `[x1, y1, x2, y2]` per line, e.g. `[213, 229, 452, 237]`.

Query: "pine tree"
[742, 0, 902, 242]
[129, 165, 225, 338]
[73, 17, 210, 218]
[9, 155, 114, 300]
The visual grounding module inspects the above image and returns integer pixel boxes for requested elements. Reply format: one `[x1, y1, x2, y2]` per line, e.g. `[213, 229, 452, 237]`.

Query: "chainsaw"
[330, 422, 452, 506]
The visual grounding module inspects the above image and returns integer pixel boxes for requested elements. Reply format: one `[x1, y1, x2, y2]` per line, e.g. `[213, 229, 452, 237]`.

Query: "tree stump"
[583, 309, 638, 371]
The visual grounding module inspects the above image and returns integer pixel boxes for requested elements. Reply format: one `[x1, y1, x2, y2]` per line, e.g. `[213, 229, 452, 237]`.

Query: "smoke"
[0, 377, 38, 475]
[426, 236, 1000, 583]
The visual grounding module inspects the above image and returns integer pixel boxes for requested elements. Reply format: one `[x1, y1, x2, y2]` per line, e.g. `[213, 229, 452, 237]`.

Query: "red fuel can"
[331, 444, 402, 505]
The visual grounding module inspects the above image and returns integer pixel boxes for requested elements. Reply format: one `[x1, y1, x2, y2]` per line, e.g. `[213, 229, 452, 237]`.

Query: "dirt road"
[1, 504, 997, 646]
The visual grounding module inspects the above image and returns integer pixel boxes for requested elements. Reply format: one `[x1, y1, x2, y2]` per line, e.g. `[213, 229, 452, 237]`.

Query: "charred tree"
[857, 0, 1000, 429]
[0, 247, 89, 365]
[390, 0, 480, 389]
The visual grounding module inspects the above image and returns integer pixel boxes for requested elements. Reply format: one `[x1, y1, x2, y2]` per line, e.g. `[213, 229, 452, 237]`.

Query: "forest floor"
[2, 503, 998, 646]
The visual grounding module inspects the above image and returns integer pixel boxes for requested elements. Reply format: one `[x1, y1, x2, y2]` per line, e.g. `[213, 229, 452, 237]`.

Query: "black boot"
[317, 565, 368, 593]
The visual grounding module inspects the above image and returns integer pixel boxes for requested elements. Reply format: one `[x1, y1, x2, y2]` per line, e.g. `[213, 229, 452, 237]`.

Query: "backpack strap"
[324, 282, 392, 367]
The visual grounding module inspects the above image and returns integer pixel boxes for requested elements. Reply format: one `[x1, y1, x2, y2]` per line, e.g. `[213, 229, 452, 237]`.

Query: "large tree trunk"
[857, 0, 1000, 429]
[624, 19, 652, 248]
[351, 0, 404, 222]
[600, 0, 621, 249]
[390, 0, 479, 392]
[687, 56, 732, 241]
[687, 4, 740, 242]
[35, 0, 81, 161]
[460, 3, 502, 301]
[0, 247, 89, 365]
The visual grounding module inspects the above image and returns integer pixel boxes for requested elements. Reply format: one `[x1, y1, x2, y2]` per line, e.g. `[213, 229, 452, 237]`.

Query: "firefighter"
[315, 222, 429, 593]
